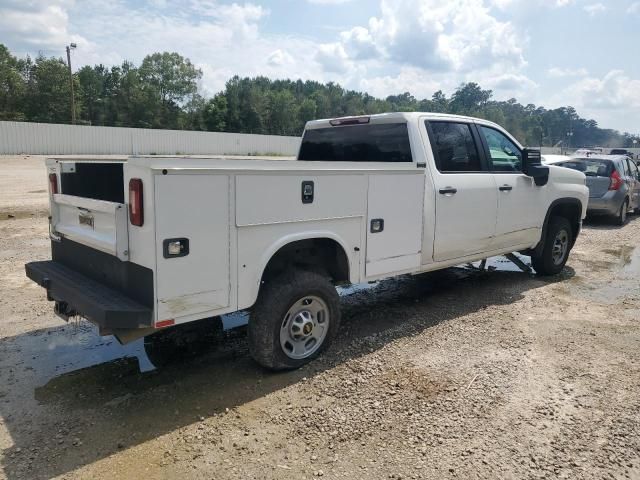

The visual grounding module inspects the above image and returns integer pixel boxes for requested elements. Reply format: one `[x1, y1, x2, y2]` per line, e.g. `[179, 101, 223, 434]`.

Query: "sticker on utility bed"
[78, 212, 95, 229]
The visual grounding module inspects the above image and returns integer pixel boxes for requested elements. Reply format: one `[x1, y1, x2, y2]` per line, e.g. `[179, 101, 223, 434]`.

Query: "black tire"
[249, 269, 340, 370]
[144, 316, 223, 367]
[531, 216, 573, 276]
[616, 198, 629, 226]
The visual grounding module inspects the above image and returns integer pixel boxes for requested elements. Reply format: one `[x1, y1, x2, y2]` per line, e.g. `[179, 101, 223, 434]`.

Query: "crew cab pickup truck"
[26, 113, 588, 370]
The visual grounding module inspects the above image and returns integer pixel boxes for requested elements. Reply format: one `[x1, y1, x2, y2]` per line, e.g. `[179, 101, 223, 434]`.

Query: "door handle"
[438, 187, 457, 195]
[499, 185, 513, 192]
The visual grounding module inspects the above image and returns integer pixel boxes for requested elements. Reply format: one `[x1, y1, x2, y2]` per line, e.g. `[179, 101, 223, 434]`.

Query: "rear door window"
[426, 121, 484, 172]
[298, 123, 413, 162]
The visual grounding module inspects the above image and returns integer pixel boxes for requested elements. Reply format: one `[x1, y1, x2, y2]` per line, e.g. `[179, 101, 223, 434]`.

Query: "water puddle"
[0, 323, 154, 387]
[464, 254, 532, 273]
[565, 245, 640, 304]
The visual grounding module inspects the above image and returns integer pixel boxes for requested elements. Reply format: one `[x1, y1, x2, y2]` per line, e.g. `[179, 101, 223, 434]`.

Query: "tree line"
[1, 44, 638, 148]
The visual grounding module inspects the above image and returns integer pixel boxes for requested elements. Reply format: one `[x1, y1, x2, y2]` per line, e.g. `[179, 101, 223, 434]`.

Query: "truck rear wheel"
[530, 217, 572, 276]
[249, 270, 340, 370]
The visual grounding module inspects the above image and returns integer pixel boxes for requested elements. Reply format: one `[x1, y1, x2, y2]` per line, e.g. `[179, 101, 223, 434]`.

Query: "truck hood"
[547, 164, 586, 186]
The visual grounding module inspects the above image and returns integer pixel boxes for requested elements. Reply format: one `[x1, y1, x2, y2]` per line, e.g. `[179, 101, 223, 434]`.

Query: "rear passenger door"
[425, 120, 498, 262]
[477, 125, 542, 250]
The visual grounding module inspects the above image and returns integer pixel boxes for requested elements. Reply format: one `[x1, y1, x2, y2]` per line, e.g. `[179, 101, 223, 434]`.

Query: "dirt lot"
[1, 155, 639, 480]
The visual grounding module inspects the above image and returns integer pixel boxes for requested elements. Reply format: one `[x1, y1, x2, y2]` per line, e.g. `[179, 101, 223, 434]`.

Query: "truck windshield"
[298, 123, 413, 162]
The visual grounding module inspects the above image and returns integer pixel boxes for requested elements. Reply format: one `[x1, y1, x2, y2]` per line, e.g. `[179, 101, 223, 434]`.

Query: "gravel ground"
[0, 155, 639, 480]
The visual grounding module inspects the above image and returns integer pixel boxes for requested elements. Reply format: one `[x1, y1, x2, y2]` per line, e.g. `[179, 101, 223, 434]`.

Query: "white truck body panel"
[39, 112, 589, 334]
[366, 173, 424, 276]
[154, 174, 231, 321]
[50, 193, 129, 260]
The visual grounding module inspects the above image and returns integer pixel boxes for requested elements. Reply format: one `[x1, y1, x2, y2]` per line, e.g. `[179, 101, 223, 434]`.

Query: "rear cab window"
[298, 123, 413, 162]
[558, 159, 613, 177]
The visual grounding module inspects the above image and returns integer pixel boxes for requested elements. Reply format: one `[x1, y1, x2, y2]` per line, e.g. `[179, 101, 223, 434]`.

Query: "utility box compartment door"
[366, 173, 424, 278]
[154, 174, 230, 321]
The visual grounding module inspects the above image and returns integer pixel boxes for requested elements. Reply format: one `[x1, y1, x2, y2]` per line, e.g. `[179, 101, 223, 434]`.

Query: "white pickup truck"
[26, 113, 588, 370]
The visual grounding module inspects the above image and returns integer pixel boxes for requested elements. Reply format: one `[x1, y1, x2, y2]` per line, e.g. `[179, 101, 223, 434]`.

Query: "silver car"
[555, 155, 640, 225]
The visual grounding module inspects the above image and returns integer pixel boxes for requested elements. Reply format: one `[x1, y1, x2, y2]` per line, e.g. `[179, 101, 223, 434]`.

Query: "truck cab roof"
[305, 112, 508, 133]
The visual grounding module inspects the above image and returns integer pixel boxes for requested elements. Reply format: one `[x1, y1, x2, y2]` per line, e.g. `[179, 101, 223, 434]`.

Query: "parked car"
[25, 113, 588, 370]
[572, 149, 599, 157]
[609, 149, 633, 159]
[542, 154, 571, 165]
[552, 155, 640, 224]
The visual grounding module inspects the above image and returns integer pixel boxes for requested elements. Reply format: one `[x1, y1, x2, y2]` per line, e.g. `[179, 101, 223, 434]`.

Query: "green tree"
[78, 65, 107, 125]
[0, 44, 28, 120]
[203, 93, 227, 131]
[139, 52, 202, 128]
[0, 44, 635, 147]
[25, 54, 75, 123]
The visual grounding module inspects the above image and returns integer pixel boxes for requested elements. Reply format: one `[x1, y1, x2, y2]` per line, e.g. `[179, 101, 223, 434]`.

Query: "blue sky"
[1, 0, 639, 133]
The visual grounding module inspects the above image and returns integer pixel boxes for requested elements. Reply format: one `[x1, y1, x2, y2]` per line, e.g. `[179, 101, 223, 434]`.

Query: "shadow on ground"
[0, 261, 572, 479]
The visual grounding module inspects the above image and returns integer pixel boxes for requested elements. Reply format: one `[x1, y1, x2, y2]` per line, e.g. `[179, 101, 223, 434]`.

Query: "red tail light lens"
[609, 170, 623, 191]
[129, 178, 144, 226]
[48, 173, 58, 195]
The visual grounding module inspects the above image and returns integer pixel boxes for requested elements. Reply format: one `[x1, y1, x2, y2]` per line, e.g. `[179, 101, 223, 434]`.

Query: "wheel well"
[548, 201, 582, 247]
[261, 238, 350, 285]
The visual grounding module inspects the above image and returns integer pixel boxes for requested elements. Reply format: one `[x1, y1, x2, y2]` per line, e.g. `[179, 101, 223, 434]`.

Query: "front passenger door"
[477, 125, 542, 250]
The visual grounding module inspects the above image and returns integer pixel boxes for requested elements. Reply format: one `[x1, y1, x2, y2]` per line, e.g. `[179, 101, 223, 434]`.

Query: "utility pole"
[66, 43, 77, 124]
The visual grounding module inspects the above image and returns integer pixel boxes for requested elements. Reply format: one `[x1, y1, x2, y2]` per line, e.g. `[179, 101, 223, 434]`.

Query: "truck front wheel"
[249, 270, 341, 370]
[530, 216, 573, 276]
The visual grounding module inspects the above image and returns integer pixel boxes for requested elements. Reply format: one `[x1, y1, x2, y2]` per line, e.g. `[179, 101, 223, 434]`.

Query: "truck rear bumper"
[25, 261, 153, 329]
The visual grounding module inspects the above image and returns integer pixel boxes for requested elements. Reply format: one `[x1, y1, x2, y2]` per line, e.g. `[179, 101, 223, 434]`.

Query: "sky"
[1, 0, 639, 134]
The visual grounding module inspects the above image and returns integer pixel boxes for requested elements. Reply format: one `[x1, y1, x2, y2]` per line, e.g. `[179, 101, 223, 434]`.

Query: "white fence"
[0, 121, 301, 156]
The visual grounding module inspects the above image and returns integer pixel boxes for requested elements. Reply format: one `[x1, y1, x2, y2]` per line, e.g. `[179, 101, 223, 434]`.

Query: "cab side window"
[427, 121, 483, 172]
[479, 126, 522, 172]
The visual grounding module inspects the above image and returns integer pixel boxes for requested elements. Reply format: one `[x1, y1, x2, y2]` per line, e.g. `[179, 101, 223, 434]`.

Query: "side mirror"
[522, 148, 549, 186]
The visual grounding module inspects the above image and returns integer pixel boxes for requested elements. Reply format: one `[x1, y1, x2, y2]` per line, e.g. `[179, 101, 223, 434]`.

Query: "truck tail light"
[48, 173, 58, 194]
[609, 170, 623, 191]
[129, 178, 144, 226]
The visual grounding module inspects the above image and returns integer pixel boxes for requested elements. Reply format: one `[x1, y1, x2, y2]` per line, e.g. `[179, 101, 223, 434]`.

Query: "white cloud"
[628, 2, 640, 14]
[490, 0, 574, 9]
[583, 3, 606, 16]
[0, 0, 79, 53]
[307, 0, 355, 3]
[358, 67, 443, 99]
[568, 71, 640, 110]
[547, 70, 640, 131]
[482, 73, 538, 91]
[340, 26, 380, 60]
[267, 49, 294, 67]
[315, 43, 351, 73]
[548, 66, 589, 77]
[326, 0, 526, 73]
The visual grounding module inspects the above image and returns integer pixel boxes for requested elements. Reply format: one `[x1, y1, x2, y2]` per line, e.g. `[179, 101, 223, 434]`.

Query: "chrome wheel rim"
[279, 296, 329, 360]
[552, 229, 569, 266]
[621, 203, 627, 223]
